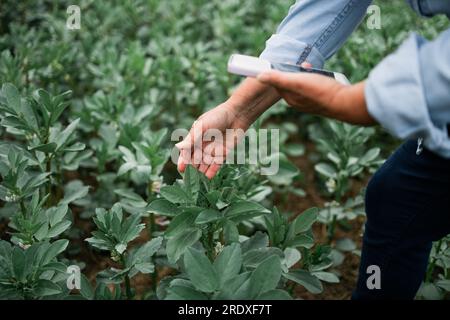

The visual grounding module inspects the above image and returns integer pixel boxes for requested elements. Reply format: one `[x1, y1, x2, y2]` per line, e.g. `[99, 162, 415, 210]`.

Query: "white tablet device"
[227, 54, 350, 85]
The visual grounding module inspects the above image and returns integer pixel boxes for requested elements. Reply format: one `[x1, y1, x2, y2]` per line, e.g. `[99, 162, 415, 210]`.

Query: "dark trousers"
[353, 140, 450, 299]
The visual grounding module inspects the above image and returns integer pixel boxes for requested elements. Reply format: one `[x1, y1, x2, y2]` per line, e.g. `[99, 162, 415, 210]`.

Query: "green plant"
[309, 120, 383, 248]
[160, 244, 291, 300]
[417, 235, 450, 300]
[85, 203, 162, 299]
[149, 165, 271, 263]
[0, 239, 69, 299]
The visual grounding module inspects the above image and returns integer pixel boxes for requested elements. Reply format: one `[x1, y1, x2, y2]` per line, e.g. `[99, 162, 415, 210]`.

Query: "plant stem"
[19, 200, 27, 218]
[327, 184, 342, 244]
[426, 240, 443, 283]
[55, 160, 63, 203]
[147, 182, 158, 293]
[202, 227, 215, 262]
[120, 255, 133, 300]
[45, 154, 53, 207]
[327, 215, 337, 244]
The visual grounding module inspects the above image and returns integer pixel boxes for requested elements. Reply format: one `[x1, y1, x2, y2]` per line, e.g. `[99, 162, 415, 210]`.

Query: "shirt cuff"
[259, 34, 325, 68]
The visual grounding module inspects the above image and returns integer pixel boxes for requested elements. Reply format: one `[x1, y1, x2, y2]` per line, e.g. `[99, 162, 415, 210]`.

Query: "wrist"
[225, 79, 280, 127]
[335, 81, 375, 126]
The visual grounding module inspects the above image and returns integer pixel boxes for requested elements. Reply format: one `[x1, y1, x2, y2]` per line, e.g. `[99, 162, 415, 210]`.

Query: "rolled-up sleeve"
[365, 29, 450, 158]
[260, 0, 372, 68]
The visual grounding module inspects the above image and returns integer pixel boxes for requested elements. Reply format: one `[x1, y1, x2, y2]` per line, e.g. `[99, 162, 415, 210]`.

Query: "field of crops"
[0, 0, 449, 300]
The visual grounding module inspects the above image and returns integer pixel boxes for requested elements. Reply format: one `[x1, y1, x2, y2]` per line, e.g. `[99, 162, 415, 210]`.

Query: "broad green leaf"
[360, 148, 381, 164]
[283, 270, 323, 294]
[284, 248, 301, 269]
[312, 271, 340, 283]
[223, 220, 239, 244]
[166, 228, 202, 264]
[129, 237, 163, 267]
[33, 279, 62, 297]
[285, 234, 315, 249]
[315, 163, 337, 179]
[60, 184, 89, 205]
[184, 247, 219, 293]
[417, 282, 443, 300]
[225, 200, 270, 222]
[28, 142, 57, 153]
[160, 185, 191, 204]
[195, 209, 222, 224]
[183, 165, 199, 202]
[165, 211, 198, 237]
[49, 205, 69, 227]
[80, 274, 95, 300]
[248, 255, 282, 298]
[216, 272, 251, 300]
[63, 142, 86, 152]
[293, 208, 318, 234]
[41, 239, 69, 265]
[257, 289, 292, 300]
[243, 247, 284, 269]
[54, 118, 80, 150]
[213, 243, 242, 286]
[241, 232, 269, 253]
[47, 220, 72, 238]
[12, 246, 26, 281]
[166, 285, 208, 300]
[134, 262, 154, 274]
[335, 238, 357, 252]
[3, 83, 21, 112]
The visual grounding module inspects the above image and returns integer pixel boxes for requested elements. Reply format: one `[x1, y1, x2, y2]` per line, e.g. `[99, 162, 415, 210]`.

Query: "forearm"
[225, 77, 281, 127]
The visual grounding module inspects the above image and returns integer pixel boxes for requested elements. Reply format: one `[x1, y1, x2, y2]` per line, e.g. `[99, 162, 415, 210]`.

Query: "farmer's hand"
[257, 63, 376, 126]
[176, 102, 251, 179]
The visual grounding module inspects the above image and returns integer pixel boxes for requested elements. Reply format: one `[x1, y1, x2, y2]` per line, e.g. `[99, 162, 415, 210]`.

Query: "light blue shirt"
[260, 0, 450, 158]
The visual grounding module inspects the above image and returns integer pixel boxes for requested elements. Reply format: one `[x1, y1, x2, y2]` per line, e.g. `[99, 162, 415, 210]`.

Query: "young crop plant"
[159, 243, 292, 300]
[264, 207, 338, 293]
[308, 119, 383, 248]
[157, 218, 333, 299]
[0, 84, 90, 300]
[0, 239, 70, 299]
[85, 203, 162, 299]
[148, 165, 272, 263]
[148, 165, 334, 299]
[0, 84, 91, 207]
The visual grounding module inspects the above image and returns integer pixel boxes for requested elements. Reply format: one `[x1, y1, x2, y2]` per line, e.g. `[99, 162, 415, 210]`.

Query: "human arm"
[177, 0, 374, 177]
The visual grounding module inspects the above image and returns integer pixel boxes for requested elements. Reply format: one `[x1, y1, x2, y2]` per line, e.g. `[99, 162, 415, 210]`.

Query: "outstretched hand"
[175, 103, 250, 179]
